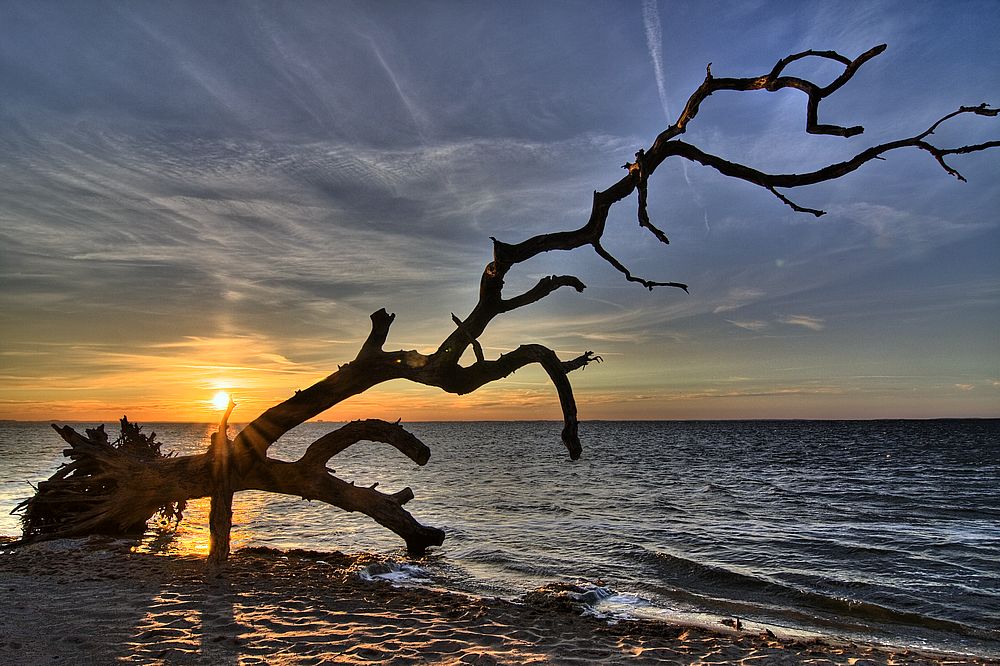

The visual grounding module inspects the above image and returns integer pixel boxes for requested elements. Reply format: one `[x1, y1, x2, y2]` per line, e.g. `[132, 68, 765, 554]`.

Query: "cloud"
[712, 288, 766, 314]
[671, 386, 844, 400]
[726, 319, 768, 332]
[579, 385, 846, 404]
[828, 202, 982, 252]
[777, 314, 825, 331]
[0, 118, 638, 336]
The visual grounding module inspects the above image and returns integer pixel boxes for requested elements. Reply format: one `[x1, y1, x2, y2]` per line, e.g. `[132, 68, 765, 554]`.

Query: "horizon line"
[3, 417, 998, 425]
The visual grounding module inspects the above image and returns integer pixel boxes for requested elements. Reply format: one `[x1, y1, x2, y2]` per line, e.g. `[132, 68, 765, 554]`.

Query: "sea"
[2, 419, 998, 658]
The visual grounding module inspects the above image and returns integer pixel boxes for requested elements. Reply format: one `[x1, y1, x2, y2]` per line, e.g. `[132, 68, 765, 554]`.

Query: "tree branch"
[358, 308, 396, 359]
[299, 419, 431, 468]
[593, 241, 688, 292]
[450, 313, 485, 362]
[500, 275, 586, 312]
[432, 346, 600, 459]
[662, 104, 998, 197]
[239, 458, 444, 554]
[767, 187, 826, 217]
[667, 44, 888, 140]
[629, 149, 671, 245]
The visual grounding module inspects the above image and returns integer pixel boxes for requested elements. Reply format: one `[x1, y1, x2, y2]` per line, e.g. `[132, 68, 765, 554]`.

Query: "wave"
[357, 559, 432, 585]
[222, 544, 1000, 655]
[696, 483, 736, 496]
[633, 548, 1000, 642]
[450, 545, 516, 565]
[490, 501, 570, 514]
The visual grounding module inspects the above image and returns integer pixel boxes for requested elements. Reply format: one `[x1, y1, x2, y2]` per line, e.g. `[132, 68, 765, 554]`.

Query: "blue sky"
[1, 0, 997, 421]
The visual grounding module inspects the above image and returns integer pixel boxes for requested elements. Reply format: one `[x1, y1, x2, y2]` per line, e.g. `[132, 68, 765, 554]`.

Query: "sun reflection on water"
[136, 494, 268, 557]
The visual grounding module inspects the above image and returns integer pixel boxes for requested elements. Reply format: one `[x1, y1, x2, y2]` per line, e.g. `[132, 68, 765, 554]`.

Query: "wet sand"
[1, 537, 995, 665]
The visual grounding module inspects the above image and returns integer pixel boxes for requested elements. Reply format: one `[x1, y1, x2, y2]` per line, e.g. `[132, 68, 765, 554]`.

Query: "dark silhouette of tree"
[15, 45, 998, 568]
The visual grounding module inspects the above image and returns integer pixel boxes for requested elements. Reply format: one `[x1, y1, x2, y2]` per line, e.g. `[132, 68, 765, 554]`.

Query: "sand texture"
[1, 537, 995, 665]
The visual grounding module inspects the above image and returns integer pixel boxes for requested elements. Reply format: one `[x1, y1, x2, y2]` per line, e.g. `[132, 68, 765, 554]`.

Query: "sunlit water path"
[2, 420, 997, 657]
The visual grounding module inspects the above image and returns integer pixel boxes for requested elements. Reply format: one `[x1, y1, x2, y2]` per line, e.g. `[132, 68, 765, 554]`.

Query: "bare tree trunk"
[207, 490, 233, 569]
[207, 398, 236, 571]
[12, 45, 997, 562]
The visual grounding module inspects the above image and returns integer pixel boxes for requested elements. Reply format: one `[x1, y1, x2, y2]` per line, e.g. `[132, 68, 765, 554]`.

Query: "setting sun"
[210, 390, 232, 411]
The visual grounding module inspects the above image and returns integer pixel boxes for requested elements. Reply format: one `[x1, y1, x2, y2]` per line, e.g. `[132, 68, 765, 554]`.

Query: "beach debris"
[357, 559, 432, 585]
[13, 418, 185, 542]
[721, 616, 744, 631]
[522, 582, 616, 615]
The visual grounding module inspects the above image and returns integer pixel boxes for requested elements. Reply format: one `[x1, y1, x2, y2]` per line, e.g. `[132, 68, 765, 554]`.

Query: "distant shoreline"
[3, 417, 998, 424]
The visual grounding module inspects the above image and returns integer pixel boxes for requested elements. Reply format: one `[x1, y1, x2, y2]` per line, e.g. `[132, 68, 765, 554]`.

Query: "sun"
[211, 390, 232, 411]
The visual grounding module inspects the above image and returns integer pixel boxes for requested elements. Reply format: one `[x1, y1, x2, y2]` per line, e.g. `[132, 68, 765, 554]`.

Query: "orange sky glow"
[3, 341, 995, 424]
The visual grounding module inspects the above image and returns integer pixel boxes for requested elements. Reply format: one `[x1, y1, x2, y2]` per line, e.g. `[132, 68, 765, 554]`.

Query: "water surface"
[2, 419, 997, 657]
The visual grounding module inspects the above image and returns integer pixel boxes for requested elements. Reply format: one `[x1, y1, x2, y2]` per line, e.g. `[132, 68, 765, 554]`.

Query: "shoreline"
[2, 537, 996, 665]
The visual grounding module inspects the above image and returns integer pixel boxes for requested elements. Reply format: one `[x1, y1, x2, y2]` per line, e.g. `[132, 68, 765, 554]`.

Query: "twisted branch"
[300, 419, 430, 468]
[241, 419, 445, 553]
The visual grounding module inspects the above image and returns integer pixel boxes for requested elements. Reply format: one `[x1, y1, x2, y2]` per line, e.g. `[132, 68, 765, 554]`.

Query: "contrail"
[366, 36, 429, 142]
[642, 0, 711, 233]
[642, 0, 671, 120]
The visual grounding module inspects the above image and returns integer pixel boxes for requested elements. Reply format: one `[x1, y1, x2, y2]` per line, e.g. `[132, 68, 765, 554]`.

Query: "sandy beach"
[0, 536, 994, 665]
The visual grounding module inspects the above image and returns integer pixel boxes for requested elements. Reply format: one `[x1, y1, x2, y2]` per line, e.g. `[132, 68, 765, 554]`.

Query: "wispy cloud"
[828, 202, 985, 252]
[726, 319, 768, 332]
[777, 314, 826, 332]
[667, 386, 845, 400]
[713, 288, 766, 314]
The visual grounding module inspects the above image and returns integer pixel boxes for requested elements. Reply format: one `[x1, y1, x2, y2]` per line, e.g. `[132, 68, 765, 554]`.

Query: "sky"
[1, 0, 998, 423]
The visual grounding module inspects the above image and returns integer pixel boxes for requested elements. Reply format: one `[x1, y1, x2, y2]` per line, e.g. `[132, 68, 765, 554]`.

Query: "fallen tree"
[14, 45, 998, 566]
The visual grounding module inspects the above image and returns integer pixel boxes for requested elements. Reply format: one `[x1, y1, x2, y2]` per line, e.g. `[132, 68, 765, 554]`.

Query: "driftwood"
[14, 45, 997, 564]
